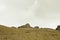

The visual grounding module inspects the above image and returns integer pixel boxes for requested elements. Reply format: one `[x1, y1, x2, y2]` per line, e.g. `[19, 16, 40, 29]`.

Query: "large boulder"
[11, 26, 16, 28]
[56, 25, 60, 31]
[18, 23, 32, 28]
[34, 26, 39, 28]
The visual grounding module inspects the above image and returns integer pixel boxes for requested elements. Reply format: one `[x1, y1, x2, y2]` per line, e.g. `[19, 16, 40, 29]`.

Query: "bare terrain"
[0, 24, 60, 40]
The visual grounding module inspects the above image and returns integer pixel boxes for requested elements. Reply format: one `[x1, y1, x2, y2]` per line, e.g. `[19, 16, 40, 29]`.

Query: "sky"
[0, 0, 60, 29]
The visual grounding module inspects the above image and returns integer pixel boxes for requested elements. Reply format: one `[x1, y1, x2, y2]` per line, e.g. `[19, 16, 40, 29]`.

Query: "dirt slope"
[0, 25, 60, 40]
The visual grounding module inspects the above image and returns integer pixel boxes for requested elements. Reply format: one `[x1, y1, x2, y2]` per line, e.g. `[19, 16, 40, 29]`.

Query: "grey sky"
[0, 0, 60, 29]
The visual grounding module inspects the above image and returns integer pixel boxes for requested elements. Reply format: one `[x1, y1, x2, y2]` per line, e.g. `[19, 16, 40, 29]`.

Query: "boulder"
[18, 23, 32, 28]
[56, 25, 60, 30]
[34, 26, 39, 28]
[11, 26, 16, 28]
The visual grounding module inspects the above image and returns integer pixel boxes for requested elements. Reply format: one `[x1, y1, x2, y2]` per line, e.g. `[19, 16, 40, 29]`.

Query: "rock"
[56, 25, 60, 31]
[34, 26, 39, 28]
[18, 23, 32, 28]
[11, 26, 16, 28]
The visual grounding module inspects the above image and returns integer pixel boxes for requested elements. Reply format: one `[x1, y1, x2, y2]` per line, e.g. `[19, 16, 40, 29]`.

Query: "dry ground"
[0, 25, 60, 40]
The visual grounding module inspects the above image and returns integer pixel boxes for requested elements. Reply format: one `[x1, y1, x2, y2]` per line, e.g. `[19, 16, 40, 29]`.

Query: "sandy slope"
[0, 25, 60, 40]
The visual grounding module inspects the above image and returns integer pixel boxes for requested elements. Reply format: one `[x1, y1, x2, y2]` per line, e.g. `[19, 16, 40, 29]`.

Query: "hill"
[0, 24, 60, 40]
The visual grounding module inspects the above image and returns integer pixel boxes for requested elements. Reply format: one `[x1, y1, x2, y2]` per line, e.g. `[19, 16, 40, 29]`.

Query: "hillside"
[0, 24, 60, 40]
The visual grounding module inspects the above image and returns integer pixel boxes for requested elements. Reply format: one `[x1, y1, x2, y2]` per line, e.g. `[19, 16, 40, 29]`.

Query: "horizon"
[0, 23, 58, 29]
[0, 0, 60, 29]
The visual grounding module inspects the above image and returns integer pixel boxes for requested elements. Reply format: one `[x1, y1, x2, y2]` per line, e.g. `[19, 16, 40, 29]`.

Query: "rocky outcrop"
[18, 23, 32, 28]
[11, 26, 16, 28]
[56, 25, 60, 31]
[34, 26, 39, 28]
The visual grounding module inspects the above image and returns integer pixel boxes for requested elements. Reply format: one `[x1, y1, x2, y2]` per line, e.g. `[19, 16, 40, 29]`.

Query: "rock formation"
[56, 25, 60, 31]
[18, 23, 32, 28]
[34, 26, 39, 28]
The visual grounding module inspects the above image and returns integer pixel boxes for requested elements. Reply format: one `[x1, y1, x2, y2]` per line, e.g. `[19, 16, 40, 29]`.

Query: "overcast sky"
[0, 0, 60, 29]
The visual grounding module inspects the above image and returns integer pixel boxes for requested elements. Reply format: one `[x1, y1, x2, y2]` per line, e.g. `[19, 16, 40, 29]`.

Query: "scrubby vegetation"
[0, 23, 60, 40]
